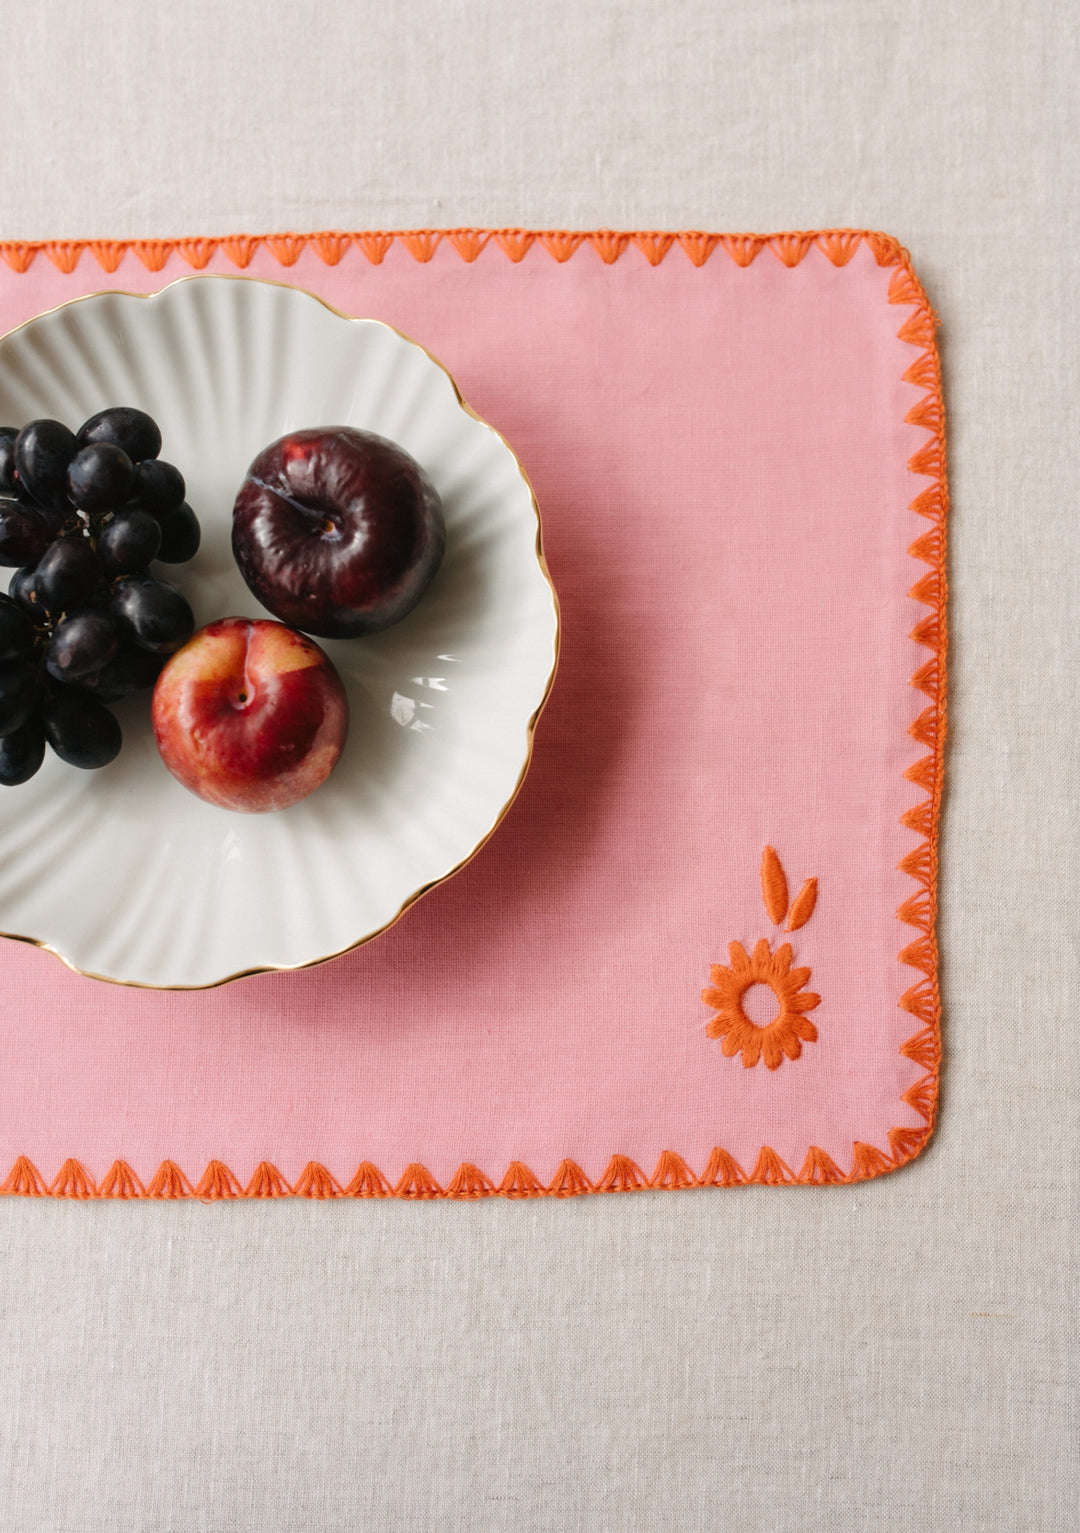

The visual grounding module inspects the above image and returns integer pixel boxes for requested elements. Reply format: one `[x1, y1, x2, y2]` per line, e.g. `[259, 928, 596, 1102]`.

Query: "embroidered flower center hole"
[741, 982, 780, 1029]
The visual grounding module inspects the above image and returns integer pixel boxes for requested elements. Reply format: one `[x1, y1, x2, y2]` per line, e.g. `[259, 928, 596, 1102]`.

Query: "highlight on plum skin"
[151, 617, 349, 813]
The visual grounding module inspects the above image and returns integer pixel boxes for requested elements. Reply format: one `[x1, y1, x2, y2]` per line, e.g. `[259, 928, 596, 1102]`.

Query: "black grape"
[41, 688, 121, 769]
[67, 442, 134, 513]
[0, 717, 45, 785]
[14, 419, 77, 509]
[132, 459, 185, 516]
[76, 407, 161, 464]
[155, 502, 201, 564]
[9, 566, 41, 620]
[0, 660, 41, 736]
[0, 429, 18, 494]
[46, 610, 119, 682]
[77, 641, 163, 703]
[0, 503, 51, 568]
[98, 508, 162, 575]
[0, 592, 37, 661]
[111, 576, 194, 654]
[33, 534, 100, 615]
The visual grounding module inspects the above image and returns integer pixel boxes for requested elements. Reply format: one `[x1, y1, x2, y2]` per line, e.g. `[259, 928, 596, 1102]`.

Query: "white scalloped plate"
[0, 277, 558, 987]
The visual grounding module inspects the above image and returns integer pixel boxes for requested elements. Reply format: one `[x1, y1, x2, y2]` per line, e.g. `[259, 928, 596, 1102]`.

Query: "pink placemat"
[0, 229, 944, 1197]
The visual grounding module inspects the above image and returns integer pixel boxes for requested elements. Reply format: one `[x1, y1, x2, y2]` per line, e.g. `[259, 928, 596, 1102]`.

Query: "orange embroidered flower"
[702, 938, 821, 1070]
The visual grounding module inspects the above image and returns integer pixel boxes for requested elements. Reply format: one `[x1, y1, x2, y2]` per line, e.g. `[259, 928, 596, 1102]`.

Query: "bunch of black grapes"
[0, 408, 200, 785]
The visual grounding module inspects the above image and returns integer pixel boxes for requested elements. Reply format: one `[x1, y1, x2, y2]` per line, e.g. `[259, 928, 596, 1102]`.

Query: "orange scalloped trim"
[0, 229, 942, 1195]
[0, 226, 926, 275]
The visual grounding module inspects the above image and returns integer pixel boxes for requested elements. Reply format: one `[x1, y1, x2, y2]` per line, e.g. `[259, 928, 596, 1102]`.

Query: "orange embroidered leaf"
[796, 1146, 846, 1184]
[902, 1076, 937, 1123]
[343, 1161, 392, 1197]
[719, 234, 764, 267]
[888, 265, 924, 306]
[540, 230, 585, 262]
[901, 800, 934, 840]
[353, 231, 393, 265]
[903, 353, 939, 390]
[817, 231, 862, 266]
[897, 888, 931, 932]
[760, 846, 789, 925]
[498, 1161, 545, 1197]
[900, 978, 937, 1026]
[889, 1125, 932, 1165]
[245, 1161, 291, 1198]
[903, 756, 936, 793]
[145, 1160, 194, 1198]
[633, 232, 675, 266]
[909, 706, 938, 748]
[394, 1162, 442, 1198]
[595, 1154, 647, 1192]
[547, 1159, 592, 1196]
[909, 527, 942, 567]
[677, 231, 721, 267]
[265, 234, 307, 267]
[494, 229, 534, 263]
[49, 1159, 96, 1198]
[905, 395, 942, 433]
[786, 877, 817, 931]
[910, 656, 940, 700]
[898, 309, 937, 350]
[445, 1163, 497, 1198]
[222, 236, 260, 268]
[310, 232, 352, 266]
[400, 230, 441, 263]
[177, 238, 216, 270]
[195, 1160, 243, 1200]
[849, 1141, 893, 1180]
[589, 230, 630, 264]
[0, 242, 36, 272]
[0, 1156, 47, 1195]
[132, 240, 172, 272]
[865, 231, 902, 265]
[748, 1147, 795, 1185]
[446, 228, 490, 263]
[900, 1028, 939, 1072]
[98, 1161, 145, 1198]
[769, 232, 814, 268]
[650, 1151, 696, 1190]
[699, 1147, 747, 1186]
[899, 935, 935, 976]
[90, 241, 126, 273]
[45, 241, 82, 274]
[910, 483, 945, 521]
[292, 1162, 342, 1198]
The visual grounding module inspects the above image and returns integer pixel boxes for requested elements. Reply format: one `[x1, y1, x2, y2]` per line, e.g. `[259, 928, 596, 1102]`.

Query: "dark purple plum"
[231, 427, 445, 639]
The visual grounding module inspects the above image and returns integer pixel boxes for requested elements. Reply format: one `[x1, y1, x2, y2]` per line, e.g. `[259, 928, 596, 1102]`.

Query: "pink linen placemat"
[0, 228, 945, 1197]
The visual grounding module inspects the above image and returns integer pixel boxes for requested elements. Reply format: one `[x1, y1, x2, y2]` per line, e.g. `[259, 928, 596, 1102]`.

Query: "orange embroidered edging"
[0, 226, 938, 276]
[0, 229, 942, 1194]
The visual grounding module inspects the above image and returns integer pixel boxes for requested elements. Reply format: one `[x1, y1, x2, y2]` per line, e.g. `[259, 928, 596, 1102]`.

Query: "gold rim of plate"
[0, 274, 561, 988]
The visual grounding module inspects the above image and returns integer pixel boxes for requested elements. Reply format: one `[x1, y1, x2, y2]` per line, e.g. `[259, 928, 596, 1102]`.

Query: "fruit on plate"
[0, 409, 201, 785]
[152, 617, 348, 813]
[231, 427, 445, 638]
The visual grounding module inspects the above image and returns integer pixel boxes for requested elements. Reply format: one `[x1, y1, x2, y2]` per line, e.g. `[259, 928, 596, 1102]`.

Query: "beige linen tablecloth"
[0, 2, 1075, 1529]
